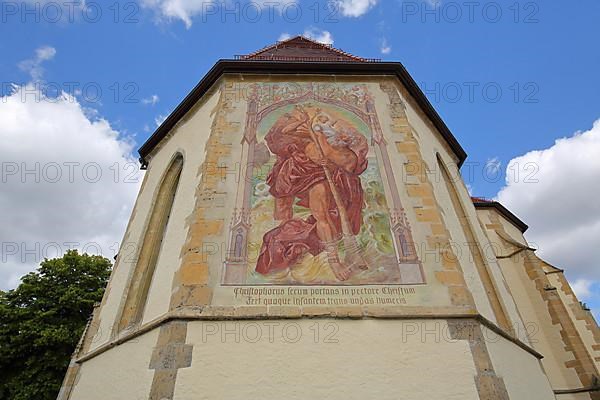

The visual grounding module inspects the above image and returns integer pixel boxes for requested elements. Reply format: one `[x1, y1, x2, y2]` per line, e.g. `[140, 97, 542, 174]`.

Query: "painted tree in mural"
[0, 251, 111, 400]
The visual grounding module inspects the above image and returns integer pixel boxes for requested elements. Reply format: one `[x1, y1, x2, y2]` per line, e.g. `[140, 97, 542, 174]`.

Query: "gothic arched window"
[436, 153, 512, 333]
[117, 154, 184, 332]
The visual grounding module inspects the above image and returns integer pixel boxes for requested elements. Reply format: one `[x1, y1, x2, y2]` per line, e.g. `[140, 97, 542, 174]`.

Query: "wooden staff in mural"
[305, 106, 369, 273]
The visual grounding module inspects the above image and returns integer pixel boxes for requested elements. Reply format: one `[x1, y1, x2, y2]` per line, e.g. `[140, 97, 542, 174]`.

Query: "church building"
[58, 36, 599, 400]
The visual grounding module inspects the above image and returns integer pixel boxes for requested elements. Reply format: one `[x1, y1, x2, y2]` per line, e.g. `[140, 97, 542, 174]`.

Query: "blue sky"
[0, 0, 599, 316]
[2, 1, 598, 196]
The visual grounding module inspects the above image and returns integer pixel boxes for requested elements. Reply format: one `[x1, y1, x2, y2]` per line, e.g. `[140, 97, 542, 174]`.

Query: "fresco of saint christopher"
[255, 105, 369, 281]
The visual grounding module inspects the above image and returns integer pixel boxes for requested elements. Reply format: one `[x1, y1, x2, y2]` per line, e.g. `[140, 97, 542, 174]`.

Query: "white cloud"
[330, 0, 378, 17]
[142, 94, 160, 106]
[252, 0, 297, 8]
[140, 0, 210, 28]
[35, 46, 57, 61]
[18, 46, 56, 81]
[278, 29, 333, 45]
[485, 156, 502, 175]
[141, 0, 297, 28]
[155, 113, 168, 127]
[465, 183, 474, 196]
[496, 119, 600, 290]
[571, 279, 594, 301]
[303, 27, 334, 45]
[278, 32, 292, 41]
[380, 38, 391, 55]
[0, 85, 142, 290]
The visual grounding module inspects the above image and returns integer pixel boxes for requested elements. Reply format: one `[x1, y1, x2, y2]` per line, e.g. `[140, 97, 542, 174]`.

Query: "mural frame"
[222, 82, 425, 286]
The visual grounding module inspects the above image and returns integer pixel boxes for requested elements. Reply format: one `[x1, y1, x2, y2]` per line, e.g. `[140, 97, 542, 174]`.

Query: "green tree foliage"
[0, 250, 111, 400]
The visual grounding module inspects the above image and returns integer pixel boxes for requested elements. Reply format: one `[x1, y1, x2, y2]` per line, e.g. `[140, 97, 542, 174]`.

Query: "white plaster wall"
[142, 88, 222, 325]
[90, 86, 223, 349]
[476, 208, 583, 390]
[497, 254, 579, 390]
[204, 74, 250, 290]
[464, 207, 529, 343]
[374, 80, 506, 326]
[442, 171, 533, 346]
[71, 75, 575, 400]
[176, 319, 480, 400]
[500, 213, 530, 247]
[91, 76, 529, 350]
[69, 329, 158, 400]
[90, 152, 161, 350]
[556, 393, 598, 400]
[429, 153, 497, 320]
[483, 325, 556, 400]
[548, 272, 600, 370]
[366, 80, 450, 305]
[414, 149, 529, 343]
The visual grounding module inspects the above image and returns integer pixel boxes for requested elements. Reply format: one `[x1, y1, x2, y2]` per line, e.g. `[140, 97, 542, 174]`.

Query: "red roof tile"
[237, 35, 380, 62]
[471, 196, 493, 203]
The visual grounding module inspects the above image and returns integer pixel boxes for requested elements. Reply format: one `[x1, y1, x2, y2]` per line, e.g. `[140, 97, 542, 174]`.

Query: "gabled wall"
[476, 206, 600, 399]
[60, 74, 565, 400]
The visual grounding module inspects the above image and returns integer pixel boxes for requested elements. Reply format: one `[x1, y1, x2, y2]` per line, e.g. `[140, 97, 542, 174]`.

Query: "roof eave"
[472, 201, 529, 233]
[138, 59, 468, 168]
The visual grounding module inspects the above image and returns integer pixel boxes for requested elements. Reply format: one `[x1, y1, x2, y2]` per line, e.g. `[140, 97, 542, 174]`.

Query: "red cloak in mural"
[255, 110, 369, 275]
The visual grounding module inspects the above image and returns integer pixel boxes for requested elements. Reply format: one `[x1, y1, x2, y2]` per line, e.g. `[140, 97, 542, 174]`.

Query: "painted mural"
[222, 83, 425, 286]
